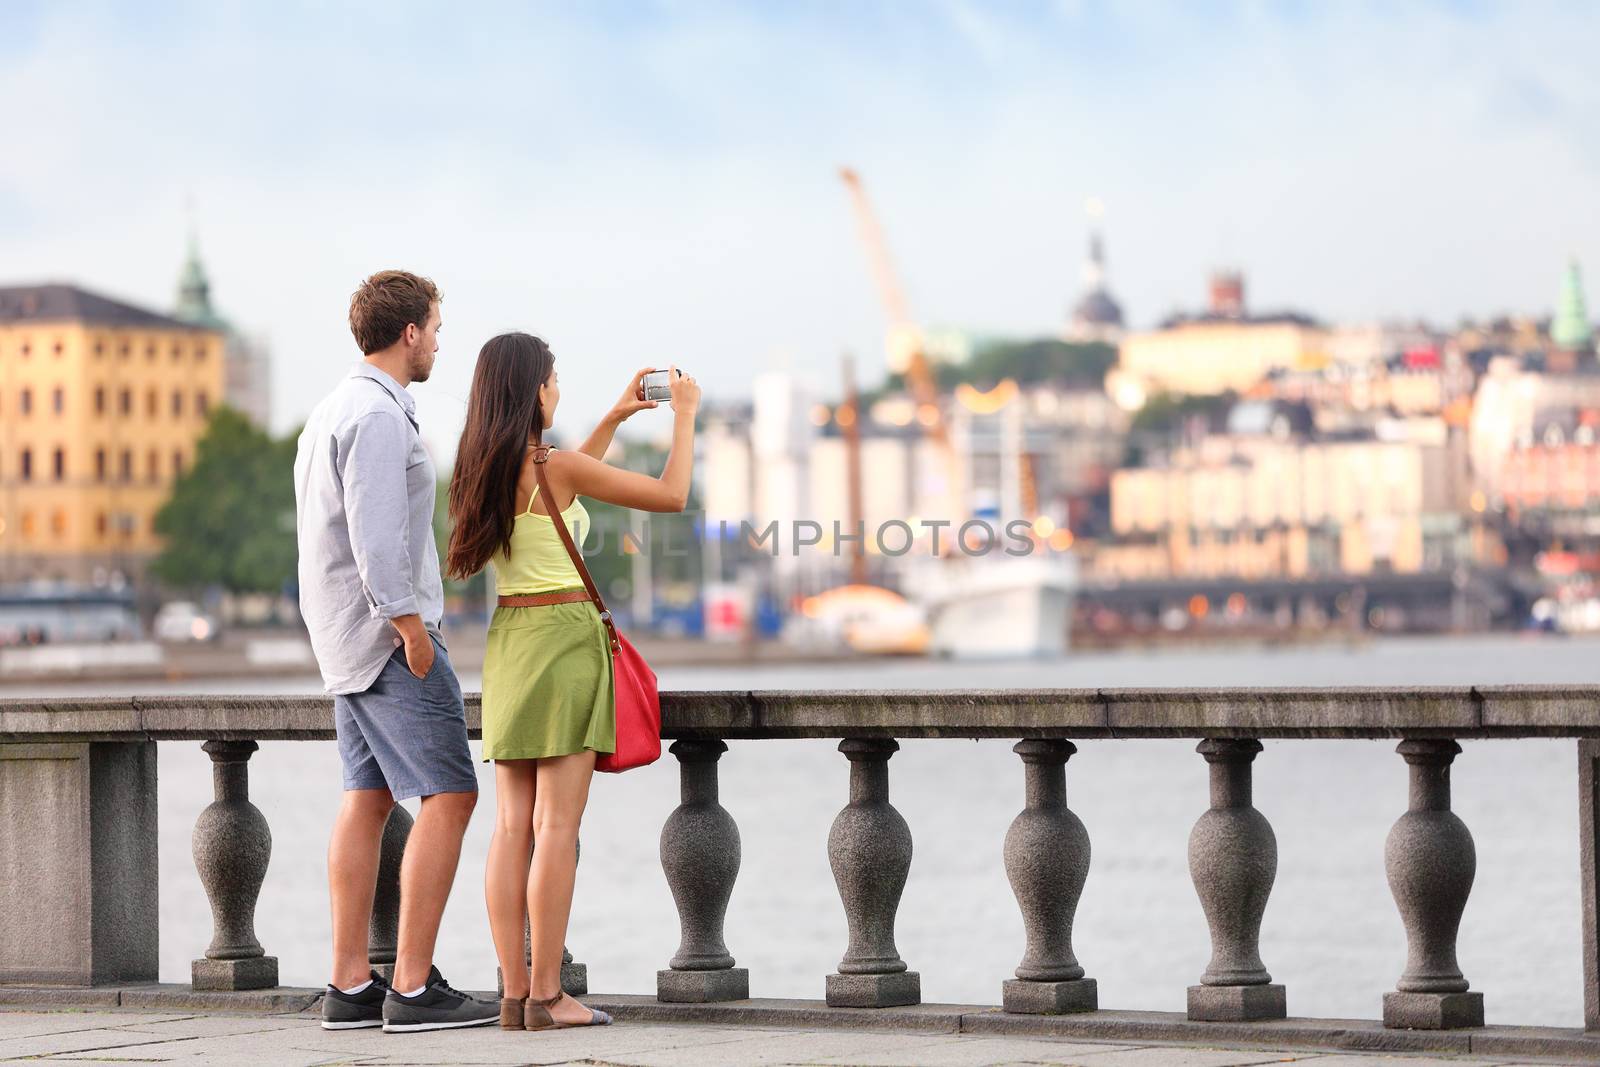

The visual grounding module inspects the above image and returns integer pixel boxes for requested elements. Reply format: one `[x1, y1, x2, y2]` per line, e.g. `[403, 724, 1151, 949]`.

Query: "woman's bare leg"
[528, 749, 598, 1024]
[485, 760, 536, 1000]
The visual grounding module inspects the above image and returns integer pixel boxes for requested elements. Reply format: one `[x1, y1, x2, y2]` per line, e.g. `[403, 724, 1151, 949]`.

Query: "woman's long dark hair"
[446, 332, 555, 579]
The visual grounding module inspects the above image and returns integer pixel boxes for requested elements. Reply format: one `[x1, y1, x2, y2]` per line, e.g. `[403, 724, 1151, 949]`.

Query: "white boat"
[911, 553, 1078, 659]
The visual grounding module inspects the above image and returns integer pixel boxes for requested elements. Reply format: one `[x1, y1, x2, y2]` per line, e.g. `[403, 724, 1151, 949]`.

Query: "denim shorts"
[333, 631, 478, 802]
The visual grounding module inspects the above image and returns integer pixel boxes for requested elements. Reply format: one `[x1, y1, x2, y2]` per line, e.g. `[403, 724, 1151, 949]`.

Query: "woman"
[444, 332, 699, 1030]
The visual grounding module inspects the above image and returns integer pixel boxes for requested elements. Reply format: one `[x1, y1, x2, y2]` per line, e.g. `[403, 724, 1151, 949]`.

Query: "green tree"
[152, 407, 298, 593]
[1129, 390, 1236, 435]
[855, 338, 1117, 408]
[950, 338, 1117, 389]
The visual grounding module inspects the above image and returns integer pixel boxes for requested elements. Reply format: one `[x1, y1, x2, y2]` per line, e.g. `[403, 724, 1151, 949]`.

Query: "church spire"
[1066, 195, 1125, 342]
[173, 226, 226, 329]
[1552, 258, 1593, 354]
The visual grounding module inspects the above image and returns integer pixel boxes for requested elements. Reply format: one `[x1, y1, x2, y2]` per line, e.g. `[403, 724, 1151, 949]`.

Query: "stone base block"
[1383, 990, 1484, 1030]
[496, 962, 588, 997]
[191, 956, 278, 991]
[826, 971, 921, 1008]
[657, 967, 750, 1003]
[1003, 977, 1098, 1015]
[372, 962, 395, 983]
[1187, 983, 1285, 1022]
[2, 743, 158, 986]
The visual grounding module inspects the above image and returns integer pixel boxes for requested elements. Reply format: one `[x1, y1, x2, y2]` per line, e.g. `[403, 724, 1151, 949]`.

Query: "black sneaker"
[381, 966, 499, 1033]
[321, 969, 391, 1030]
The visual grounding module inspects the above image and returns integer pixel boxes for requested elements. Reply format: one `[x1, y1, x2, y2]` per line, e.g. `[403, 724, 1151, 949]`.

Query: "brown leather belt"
[498, 590, 591, 607]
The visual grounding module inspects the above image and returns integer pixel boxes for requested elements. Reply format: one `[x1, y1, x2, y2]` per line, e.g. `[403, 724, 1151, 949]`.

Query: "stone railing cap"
[2, 686, 1599, 742]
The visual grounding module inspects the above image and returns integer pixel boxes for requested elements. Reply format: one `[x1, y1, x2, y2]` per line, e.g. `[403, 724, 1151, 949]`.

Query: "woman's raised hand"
[667, 364, 700, 415]
[612, 366, 660, 422]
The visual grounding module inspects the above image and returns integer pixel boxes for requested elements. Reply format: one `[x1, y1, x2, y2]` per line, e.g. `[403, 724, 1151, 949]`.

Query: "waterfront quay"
[5, 687, 1600, 1064]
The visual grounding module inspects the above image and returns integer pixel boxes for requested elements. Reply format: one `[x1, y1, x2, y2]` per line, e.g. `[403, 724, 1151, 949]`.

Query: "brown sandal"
[499, 996, 526, 1030]
[524, 991, 613, 1030]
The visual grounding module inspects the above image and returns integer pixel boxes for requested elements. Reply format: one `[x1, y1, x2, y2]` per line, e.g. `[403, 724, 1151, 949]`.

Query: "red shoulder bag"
[531, 446, 661, 772]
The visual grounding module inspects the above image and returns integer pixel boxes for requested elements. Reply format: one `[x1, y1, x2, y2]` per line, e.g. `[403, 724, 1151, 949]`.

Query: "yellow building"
[1113, 317, 1328, 399]
[0, 284, 226, 584]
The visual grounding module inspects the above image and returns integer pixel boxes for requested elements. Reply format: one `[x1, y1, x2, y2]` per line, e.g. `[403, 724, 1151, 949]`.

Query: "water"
[9, 633, 1596, 1027]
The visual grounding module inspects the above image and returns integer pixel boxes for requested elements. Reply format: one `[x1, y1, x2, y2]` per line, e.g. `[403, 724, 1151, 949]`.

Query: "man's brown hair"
[348, 270, 441, 355]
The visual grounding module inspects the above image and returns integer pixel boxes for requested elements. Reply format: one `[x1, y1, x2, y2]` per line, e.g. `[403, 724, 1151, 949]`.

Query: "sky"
[2, 0, 1597, 463]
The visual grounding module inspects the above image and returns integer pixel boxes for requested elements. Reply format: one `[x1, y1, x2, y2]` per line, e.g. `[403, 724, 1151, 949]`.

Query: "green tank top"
[491, 482, 591, 594]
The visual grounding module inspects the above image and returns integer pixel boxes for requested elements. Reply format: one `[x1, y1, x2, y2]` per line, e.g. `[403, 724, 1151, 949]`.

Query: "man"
[293, 270, 498, 1033]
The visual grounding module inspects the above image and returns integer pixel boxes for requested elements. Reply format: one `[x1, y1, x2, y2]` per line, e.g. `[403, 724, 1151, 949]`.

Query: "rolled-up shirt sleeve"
[338, 412, 419, 620]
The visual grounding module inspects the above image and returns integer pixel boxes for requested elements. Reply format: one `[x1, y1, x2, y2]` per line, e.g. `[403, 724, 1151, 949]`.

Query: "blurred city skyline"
[3, 1, 1598, 459]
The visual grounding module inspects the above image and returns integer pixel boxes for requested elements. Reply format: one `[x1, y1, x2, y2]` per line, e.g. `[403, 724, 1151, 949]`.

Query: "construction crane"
[838, 167, 951, 451]
[840, 168, 1044, 548]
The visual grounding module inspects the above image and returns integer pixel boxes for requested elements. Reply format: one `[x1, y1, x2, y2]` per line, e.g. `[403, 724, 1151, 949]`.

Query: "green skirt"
[481, 587, 616, 761]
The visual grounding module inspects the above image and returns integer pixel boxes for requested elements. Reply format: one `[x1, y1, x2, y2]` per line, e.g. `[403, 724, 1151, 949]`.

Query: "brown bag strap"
[530, 445, 620, 654]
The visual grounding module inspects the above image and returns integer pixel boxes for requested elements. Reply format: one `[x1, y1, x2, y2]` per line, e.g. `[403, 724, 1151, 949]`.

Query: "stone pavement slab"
[0, 1026, 213, 1059]
[1053, 1047, 1299, 1066]
[112, 1014, 307, 1036]
[808, 1034, 1140, 1065]
[1293, 1058, 1510, 1067]
[572, 1029, 971, 1066]
[318, 1023, 771, 1065]
[0, 1012, 192, 1039]
[1, 1010, 1591, 1067]
[79, 1034, 361, 1064]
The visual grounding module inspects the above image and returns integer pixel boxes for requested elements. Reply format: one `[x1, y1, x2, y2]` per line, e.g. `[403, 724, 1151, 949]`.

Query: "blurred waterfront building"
[1469, 357, 1600, 502]
[1453, 315, 1547, 373]
[1252, 341, 1474, 432]
[1102, 432, 1471, 582]
[1108, 272, 1326, 401]
[0, 284, 225, 586]
[1501, 434, 1600, 524]
[697, 370, 1117, 581]
[172, 236, 272, 428]
[1320, 322, 1439, 368]
[698, 400, 755, 525]
[808, 429, 925, 541]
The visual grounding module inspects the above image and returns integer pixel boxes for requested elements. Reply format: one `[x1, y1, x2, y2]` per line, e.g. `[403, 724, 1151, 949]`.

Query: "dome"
[1073, 289, 1124, 328]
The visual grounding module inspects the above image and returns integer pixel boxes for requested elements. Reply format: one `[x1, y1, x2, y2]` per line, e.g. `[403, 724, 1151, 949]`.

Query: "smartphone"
[641, 368, 681, 403]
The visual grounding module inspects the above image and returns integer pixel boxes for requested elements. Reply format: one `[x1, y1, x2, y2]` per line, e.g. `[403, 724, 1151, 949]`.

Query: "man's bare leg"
[391, 789, 478, 992]
[329, 787, 394, 989]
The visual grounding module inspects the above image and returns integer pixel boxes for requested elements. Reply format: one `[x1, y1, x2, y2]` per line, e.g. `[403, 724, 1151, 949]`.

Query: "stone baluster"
[658, 739, 749, 1002]
[368, 804, 413, 982]
[191, 740, 278, 990]
[826, 738, 920, 1007]
[1383, 739, 1483, 1029]
[561, 943, 587, 994]
[1187, 738, 1285, 1021]
[1003, 739, 1097, 1014]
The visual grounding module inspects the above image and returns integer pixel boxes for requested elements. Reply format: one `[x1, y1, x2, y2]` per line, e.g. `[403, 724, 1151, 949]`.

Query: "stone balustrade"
[4, 685, 1600, 1039]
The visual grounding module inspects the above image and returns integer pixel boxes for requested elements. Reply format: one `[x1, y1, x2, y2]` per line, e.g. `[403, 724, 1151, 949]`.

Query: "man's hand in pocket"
[403, 633, 435, 680]
[392, 615, 434, 680]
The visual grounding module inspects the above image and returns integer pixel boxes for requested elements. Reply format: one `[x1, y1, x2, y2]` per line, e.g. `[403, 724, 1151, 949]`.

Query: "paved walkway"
[0, 1009, 1582, 1067]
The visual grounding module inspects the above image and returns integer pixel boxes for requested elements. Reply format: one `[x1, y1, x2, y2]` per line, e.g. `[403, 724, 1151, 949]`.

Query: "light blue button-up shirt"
[293, 362, 445, 695]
